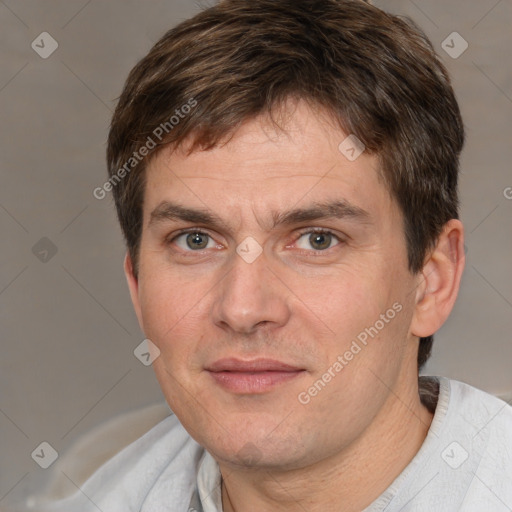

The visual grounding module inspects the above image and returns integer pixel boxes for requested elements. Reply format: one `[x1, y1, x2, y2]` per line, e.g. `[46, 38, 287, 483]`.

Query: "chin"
[201, 422, 311, 470]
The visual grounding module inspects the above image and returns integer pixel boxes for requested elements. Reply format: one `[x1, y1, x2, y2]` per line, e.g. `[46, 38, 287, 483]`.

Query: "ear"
[410, 219, 465, 337]
[124, 252, 144, 331]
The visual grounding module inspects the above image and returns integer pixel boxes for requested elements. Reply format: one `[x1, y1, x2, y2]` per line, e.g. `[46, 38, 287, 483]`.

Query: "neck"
[220, 378, 434, 512]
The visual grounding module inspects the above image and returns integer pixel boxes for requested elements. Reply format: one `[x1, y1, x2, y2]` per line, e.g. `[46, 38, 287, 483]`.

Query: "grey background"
[1, 0, 511, 503]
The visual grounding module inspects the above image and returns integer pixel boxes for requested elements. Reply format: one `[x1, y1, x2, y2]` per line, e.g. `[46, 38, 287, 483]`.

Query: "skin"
[125, 100, 465, 512]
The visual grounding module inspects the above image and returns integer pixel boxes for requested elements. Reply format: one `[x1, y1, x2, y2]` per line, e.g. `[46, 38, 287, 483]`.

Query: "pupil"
[310, 233, 331, 250]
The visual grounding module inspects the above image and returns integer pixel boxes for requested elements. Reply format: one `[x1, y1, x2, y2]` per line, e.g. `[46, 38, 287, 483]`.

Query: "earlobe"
[124, 252, 144, 331]
[410, 219, 465, 338]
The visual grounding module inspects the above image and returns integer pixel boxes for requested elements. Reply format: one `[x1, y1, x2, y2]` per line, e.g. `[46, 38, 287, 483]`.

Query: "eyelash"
[293, 227, 343, 253]
[167, 227, 343, 254]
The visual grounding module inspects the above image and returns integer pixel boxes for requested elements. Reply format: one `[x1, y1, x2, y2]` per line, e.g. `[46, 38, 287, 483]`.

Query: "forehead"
[142, 101, 396, 229]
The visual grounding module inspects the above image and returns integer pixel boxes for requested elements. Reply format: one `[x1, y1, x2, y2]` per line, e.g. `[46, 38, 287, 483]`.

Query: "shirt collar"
[196, 448, 223, 512]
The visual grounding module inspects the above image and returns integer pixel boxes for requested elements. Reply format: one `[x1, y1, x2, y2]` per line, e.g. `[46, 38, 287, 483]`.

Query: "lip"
[207, 358, 303, 373]
[206, 358, 305, 394]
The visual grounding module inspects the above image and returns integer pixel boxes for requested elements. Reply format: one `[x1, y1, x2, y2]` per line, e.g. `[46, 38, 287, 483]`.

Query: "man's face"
[129, 101, 423, 470]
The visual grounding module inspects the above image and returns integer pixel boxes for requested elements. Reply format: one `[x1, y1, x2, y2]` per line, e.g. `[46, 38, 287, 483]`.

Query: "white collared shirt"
[8, 377, 512, 511]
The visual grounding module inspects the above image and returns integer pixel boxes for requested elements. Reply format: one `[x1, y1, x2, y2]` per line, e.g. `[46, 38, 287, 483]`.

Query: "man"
[17, 0, 512, 511]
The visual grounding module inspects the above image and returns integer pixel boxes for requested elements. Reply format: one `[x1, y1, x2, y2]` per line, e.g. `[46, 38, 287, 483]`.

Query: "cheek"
[298, 268, 411, 388]
[138, 256, 204, 321]
[136, 270, 206, 363]
[297, 266, 390, 340]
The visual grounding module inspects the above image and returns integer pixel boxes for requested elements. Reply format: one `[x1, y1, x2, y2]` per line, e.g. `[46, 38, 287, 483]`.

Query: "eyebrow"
[148, 199, 371, 232]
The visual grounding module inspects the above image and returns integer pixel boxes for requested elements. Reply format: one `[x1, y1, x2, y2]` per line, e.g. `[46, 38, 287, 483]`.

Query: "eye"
[171, 230, 218, 251]
[295, 229, 342, 251]
[168, 228, 342, 254]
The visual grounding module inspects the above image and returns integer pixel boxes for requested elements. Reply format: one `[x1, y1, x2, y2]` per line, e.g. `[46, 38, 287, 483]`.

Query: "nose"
[211, 245, 291, 335]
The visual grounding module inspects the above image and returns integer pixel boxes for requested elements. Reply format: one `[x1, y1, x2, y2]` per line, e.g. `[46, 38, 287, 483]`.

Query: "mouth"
[205, 358, 306, 394]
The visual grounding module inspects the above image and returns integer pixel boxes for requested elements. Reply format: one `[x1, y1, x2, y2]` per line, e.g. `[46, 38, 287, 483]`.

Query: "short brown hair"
[107, 0, 465, 371]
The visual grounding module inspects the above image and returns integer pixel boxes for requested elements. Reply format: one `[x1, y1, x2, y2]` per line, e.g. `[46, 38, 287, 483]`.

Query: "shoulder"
[445, 377, 512, 436]
[440, 377, 512, 509]
[370, 377, 512, 512]
[18, 403, 204, 511]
